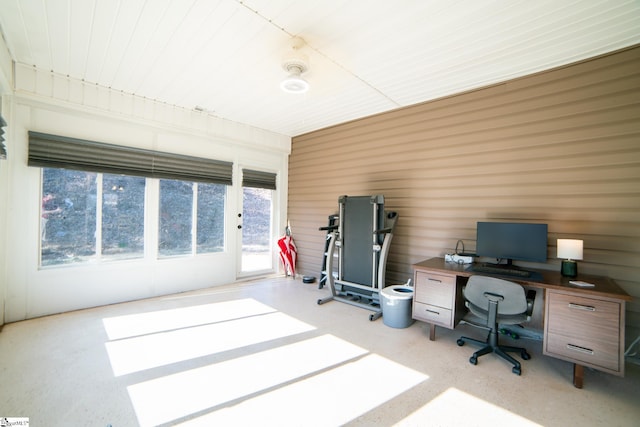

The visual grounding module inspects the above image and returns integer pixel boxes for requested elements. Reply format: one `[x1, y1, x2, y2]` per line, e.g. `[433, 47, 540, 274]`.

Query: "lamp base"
[561, 260, 578, 277]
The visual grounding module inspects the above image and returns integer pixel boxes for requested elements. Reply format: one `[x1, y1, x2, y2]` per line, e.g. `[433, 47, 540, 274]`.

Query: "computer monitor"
[475, 221, 548, 265]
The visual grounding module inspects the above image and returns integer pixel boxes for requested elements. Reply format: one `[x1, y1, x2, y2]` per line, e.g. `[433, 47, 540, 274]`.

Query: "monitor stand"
[483, 259, 522, 270]
[468, 260, 538, 279]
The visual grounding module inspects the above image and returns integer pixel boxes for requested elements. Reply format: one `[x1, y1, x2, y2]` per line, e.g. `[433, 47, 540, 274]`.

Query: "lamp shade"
[557, 239, 583, 260]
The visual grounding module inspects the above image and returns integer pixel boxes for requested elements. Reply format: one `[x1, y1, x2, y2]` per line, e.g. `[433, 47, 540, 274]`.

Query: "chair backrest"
[464, 275, 527, 315]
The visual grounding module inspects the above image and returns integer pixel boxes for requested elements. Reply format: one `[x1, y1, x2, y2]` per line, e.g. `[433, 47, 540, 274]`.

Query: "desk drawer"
[545, 333, 619, 372]
[544, 291, 621, 373]
[413, 301, 453, 327]
[414, 271, 456, 308]
[546, 292, 620, 343]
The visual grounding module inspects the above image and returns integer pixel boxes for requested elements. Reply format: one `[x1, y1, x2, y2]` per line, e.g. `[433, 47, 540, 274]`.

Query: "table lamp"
[557, 239, 583, 277]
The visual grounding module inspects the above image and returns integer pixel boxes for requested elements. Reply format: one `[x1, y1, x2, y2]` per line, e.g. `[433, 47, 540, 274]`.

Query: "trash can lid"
[381, 285, 414, 299]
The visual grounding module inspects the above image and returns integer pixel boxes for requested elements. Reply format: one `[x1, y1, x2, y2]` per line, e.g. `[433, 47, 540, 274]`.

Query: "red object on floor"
[277, 233, 297, 277]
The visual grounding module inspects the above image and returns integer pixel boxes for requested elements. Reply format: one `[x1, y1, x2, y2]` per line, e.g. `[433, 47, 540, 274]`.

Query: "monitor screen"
[476, 222, 548, 263]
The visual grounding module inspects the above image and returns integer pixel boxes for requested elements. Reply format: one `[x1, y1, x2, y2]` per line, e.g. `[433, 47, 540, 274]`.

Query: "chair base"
[457, 333, 530, 375]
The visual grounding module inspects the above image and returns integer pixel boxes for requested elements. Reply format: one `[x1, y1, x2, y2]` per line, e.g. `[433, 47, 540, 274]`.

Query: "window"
[241, 187, 273, 272]
[159, 180, 193, 256]
[34, 133, 232, 267]
[102, 174, 146, 260]
[41, 168, 98, 266]
[197, 182, 226, 253]
[41, 169, 145, 266]
[240, 169, 276, 273]
[41, 170, 227, 267]
[158, 179, 226, 257]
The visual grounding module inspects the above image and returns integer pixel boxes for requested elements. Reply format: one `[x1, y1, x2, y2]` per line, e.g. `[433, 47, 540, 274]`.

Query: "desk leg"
[573, 364, 584, 389]
[429, 324, 436, 341]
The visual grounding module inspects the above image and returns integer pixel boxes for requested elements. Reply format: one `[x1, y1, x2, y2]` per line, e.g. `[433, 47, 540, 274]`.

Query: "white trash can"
[380, 285, 415, 328]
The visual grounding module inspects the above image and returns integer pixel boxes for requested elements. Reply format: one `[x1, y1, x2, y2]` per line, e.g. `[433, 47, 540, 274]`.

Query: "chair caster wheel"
[512, 366, 521, 375]
[469, 356, 477, 365]
[457, 339, 465, 346]
[521, 351, 531, 360]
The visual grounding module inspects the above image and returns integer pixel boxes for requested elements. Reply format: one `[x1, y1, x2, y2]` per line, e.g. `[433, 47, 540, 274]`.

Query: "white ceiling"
[0, 0, 639, 137]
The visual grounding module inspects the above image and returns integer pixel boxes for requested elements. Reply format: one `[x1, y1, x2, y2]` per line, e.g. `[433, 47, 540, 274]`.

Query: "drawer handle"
[427, 278, 442, 283]
[425, 309, 440, 315]
[568, 303, 596, 312]
[566, 344, 594, 355]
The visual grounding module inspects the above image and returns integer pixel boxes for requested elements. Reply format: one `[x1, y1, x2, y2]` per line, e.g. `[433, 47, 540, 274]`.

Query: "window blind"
[28, 131, 233, 185]
[0, 115, 6, 160]
[242, 168, 276, 190]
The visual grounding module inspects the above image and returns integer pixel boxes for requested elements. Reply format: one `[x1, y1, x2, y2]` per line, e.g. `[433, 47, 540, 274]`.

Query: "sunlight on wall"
[102, 298, 276, 340]
[105, 311, 315, 376]
[397, 387, 542, 426]
[176, 353, 428, 426]
[128, 334, 368, 426]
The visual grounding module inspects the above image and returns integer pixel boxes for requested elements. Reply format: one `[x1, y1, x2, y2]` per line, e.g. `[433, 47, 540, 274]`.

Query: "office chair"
[456, 275, 535, 375]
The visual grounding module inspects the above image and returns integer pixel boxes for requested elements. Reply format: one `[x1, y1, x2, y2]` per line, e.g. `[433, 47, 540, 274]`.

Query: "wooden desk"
[412, 257, 632, 388]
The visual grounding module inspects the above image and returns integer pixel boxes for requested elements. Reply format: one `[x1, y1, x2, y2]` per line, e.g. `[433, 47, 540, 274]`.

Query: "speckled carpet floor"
[1, 276, 639, 426]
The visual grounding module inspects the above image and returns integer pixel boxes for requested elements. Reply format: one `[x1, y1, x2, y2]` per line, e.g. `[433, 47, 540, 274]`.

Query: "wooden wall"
[288, 45, 640, 339]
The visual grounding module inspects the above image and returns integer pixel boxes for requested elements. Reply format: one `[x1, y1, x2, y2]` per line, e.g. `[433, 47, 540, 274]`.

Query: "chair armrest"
[526, 290, 536, 317]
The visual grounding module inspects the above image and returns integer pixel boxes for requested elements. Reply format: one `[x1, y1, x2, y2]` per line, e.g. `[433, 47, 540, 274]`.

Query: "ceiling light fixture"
[281, 37, 310, 94]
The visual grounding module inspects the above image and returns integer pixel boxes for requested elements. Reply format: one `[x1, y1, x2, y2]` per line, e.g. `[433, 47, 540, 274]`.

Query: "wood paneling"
[289, 45, 640, 338]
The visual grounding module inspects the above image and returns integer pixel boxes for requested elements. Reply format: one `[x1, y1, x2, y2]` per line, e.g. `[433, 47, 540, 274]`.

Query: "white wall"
[1, 64, 290, 322]
[0, 33, 14, 326]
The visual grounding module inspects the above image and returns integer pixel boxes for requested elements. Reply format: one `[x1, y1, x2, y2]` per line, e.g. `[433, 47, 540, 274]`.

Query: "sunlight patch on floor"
[102, 298, 276, 340]
[128, 334, 368, 426]
[105, 311, 315, 376]
[176, 354, 428, 427]
[396, 387, 542, 426]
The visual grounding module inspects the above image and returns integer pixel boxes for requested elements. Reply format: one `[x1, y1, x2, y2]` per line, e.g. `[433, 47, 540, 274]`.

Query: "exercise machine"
[317, 195, 398, 320]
